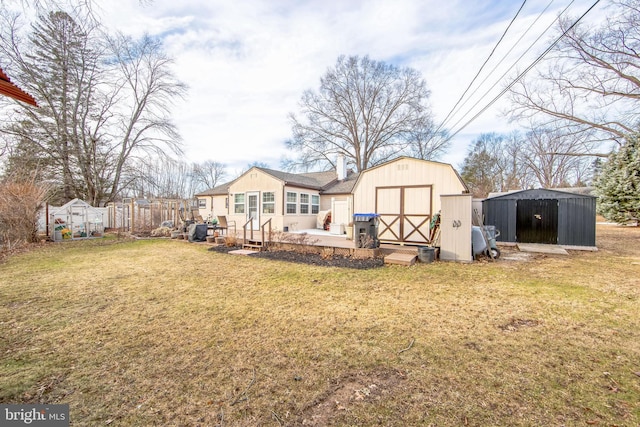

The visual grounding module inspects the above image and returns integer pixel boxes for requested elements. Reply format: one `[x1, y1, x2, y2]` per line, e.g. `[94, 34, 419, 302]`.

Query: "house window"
[286, 192, 297, 214]
[234, 193, 245, 214]
[311, 195, 320, 214]
[300, 193, 309, 214]
[263, 192, 275, 214]
[198, 199, 206, 209]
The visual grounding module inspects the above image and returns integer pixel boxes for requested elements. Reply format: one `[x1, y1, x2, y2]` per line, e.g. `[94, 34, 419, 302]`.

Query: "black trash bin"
[418, 246, 435, 263]
[354, 213, 380, 248]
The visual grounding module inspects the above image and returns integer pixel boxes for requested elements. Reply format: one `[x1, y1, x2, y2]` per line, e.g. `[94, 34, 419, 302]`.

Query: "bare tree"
[127, 158, 194, 199]
[508, 0, 640, 153]
[494, 132, 535, 191]
[520, 126, 595, 188]
[104, 32, 186, 202]
[287, 55, 434, 172]
[460, 127, 592, 197]
[0, 6, 186, 205]
[460, 133, 529, 198]
[191, 160, 227, 194]
[406, 115, 450, 161]
[0, 9, 104, 202]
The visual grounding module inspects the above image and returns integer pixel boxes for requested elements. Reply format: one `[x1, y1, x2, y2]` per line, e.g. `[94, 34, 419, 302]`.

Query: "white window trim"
[286, 191, 297, 215]
[234, 193, 245, 214]
[262, 192, 275, 214]
[300, 193, 310, 215]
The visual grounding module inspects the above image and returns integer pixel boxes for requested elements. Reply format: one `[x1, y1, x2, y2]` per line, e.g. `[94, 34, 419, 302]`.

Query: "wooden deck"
[223, 228, 421, 260]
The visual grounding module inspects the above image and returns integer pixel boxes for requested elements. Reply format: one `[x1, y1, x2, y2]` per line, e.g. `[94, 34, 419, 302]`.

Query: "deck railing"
[242, 217, 254, 244]
[261, 218, 272, 250]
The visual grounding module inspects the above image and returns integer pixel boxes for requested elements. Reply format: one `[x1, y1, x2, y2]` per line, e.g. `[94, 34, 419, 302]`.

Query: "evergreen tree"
[460, 137, 500, 198]
[1, 7, 186, 206]
[595, 134, 640, 224]
[4, 11, 97, 203]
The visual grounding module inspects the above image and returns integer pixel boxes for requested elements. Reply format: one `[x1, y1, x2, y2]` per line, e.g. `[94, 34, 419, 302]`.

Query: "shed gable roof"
[350, 156, 469, 194]
[485, 188, 596, 201]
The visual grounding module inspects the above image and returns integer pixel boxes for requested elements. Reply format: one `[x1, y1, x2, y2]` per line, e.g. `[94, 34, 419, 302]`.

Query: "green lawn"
[1, 226, 639, 426]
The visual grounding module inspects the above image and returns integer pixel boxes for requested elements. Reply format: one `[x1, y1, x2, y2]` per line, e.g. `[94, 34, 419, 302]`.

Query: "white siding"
[197, 195, 228, 221]
[228, 169, 285, 230]
[226, 169, 322, 232]
[282, 186, 321, 231]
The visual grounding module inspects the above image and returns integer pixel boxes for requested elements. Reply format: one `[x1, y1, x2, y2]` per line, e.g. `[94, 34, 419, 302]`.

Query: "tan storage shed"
[352, 157, 468, 245]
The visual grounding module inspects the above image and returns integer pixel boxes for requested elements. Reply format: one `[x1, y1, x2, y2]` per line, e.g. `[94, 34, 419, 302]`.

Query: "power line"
[445, 0, 577, 135]
[444, 0, 562, 128]
[433, 0, 528, 136]
[445, 0, 603, 142]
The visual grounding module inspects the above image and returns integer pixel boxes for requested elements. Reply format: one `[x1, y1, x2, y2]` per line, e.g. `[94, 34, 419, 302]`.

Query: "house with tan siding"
[195, 156, 468, 245]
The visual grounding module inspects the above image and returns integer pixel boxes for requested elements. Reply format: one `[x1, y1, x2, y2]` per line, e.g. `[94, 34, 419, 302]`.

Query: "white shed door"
[376, 185, 432, 244]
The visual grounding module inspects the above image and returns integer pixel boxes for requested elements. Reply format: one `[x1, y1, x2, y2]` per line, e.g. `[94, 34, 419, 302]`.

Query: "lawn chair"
[216, 216, 236, 236]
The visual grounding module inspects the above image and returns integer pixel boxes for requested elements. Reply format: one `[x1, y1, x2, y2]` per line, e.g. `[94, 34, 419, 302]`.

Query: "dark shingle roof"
[196, 157, 464, 197]
[195, 168, 340, 196]
[322, 171, 360, 194]
[257, 168, 337, 190]
[194, 181, 234, 197]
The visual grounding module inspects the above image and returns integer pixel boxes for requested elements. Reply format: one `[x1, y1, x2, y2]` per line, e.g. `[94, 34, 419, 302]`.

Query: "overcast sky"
[100, 0, 606, 173]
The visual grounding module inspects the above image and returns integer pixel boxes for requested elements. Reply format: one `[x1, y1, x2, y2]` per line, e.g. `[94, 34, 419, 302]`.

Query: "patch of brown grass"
[0, 225, 638, 426]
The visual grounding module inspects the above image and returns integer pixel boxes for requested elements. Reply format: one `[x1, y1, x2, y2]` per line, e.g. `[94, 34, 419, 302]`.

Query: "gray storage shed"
[482, 189, 596, 247]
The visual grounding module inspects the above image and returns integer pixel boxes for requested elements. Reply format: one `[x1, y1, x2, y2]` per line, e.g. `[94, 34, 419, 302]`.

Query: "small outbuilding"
[48, 198, 105, 241]
[482, 189, 596, 248]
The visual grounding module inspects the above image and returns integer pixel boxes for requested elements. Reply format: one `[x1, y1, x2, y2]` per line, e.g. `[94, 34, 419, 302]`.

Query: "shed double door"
[516, 199, 558, 244]
[376, 185, 432, 244]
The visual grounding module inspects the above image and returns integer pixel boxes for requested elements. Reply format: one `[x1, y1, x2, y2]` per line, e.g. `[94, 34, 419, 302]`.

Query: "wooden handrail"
[243, 217, 253, 243]
[261, 218, 272, 250]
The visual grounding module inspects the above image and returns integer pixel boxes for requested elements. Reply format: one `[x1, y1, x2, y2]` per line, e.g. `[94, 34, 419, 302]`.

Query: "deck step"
[384, 252, 417, 266]
[242, 243, 264, 251]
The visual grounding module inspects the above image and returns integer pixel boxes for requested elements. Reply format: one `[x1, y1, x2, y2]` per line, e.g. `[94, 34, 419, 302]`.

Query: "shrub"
[225, 235, 238, 247]
[0, 176, 50, 251]
[150, 226, 172, 237]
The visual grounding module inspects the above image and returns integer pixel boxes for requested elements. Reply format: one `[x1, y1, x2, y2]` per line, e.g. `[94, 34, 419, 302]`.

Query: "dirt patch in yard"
[296, 370, 405, 426]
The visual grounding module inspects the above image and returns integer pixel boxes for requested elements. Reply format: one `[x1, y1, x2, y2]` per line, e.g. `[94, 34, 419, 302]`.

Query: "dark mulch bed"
[208, 245, 384, 269]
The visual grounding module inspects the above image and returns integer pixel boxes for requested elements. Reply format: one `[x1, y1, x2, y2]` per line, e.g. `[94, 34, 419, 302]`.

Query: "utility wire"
[445, 0, 602, 142]
[433, 0, 528, 136]
[446, 0, 576, 135]
[445, 0, 561, 126]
